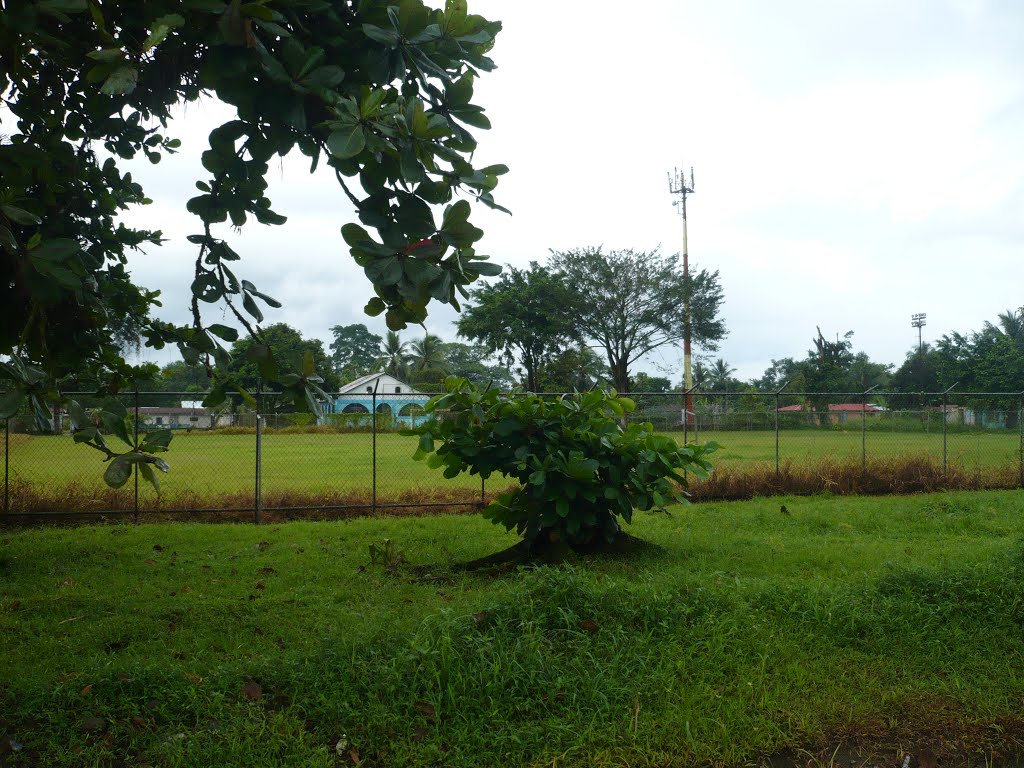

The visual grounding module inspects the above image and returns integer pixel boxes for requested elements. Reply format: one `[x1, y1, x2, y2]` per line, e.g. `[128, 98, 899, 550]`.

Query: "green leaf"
[143, 14, 185, 51]
[1, 205, 41, 226]
[364, 297, 387, 316]
[341, 223, 372, 247]
[30, 238, 80, 262]
[218, 0, 246, 45]
[138, 461, 160, 495]
[326, 125, 366, 159]
[103, 457, 133, 488]
[100, 65, 139, 95]
[208, 323, 239, 342]
[0, 389, 23, 419]
[242, 292, 263, 322]
[472, 261, 501, 277]
[305, 65, 345, 89]
[362, 23, 400, 46]
[360, 88, 386, 118]
[38, 0, 87, 12]
[0, 226, 18, 253]
[441, 199, 470, 229]
[365, 256, 401, 284]
[191, 273, 223, 303]
[141, 429, 173, 451]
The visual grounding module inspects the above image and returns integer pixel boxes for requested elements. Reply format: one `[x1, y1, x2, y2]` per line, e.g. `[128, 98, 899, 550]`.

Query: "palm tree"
[709, 358, 737, 391]
[375, 331, 411, 378]
[994, 308, 1024, 350]
[410, 332, 447, 373]
[691, 360, 709, 389]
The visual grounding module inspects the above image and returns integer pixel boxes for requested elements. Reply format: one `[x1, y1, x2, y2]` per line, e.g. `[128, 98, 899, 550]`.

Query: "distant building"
[776, 402, 885, 425]
[138, 406, 233, 429]
[323, 373, 431, 426]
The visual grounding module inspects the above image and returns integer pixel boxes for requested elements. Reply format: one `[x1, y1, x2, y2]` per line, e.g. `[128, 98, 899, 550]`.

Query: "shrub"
[406, 378, 716, 550]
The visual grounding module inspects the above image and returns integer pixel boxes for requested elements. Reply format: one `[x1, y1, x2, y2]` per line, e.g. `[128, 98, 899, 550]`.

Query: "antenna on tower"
[911, 313, 927, 354]
[667, 167, 695, 220]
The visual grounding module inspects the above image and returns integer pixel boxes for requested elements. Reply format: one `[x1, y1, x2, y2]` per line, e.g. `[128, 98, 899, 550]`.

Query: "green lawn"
[2, 490, 1023, 766]
[4, 429, 1020, 510]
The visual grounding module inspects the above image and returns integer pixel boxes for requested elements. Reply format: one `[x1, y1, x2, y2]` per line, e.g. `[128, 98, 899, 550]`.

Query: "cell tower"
[668, 166, 696, 425]
[911, 312, 927, 354]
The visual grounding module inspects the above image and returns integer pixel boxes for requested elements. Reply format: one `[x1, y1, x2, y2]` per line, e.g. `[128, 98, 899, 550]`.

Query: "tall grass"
[4, 453, 1020, 520]
[2, 493, 1024, 766]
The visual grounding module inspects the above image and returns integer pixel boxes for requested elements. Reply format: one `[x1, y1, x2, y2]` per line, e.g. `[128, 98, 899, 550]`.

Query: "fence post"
[861, 385, 878, 473]
[682, 388, 688, 447]
[941, 384, 956, 483]
[3, 417, 7, 520]
[372, 380, 379, 516]
[133, 383, 140, 524]
[255, 381, 262, 524]
[774, 381, 790, 480]
[1019, 392, 1023, 489]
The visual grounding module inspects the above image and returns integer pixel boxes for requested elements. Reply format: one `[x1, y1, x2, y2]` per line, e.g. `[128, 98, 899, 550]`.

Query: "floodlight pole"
[669, 166, 696, 425]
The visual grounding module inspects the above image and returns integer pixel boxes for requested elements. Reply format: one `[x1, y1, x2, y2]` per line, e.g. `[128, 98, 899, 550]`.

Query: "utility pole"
[668, 166, 696, 426]
[911, 312, 927, 354]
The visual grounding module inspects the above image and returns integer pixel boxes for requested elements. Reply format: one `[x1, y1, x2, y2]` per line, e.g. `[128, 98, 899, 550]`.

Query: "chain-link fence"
[3, 388, 1022, 521]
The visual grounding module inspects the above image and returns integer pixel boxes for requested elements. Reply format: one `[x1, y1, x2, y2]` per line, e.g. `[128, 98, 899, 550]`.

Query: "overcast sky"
[124, 0, 1024, 384]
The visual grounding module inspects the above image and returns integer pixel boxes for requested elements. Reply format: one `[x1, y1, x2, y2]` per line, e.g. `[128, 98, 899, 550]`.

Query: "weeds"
[2, 493, 1024, 765]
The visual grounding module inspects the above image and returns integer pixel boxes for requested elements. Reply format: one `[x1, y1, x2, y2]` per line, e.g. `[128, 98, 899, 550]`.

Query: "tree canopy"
[329, 323, 383, 380]
[890, 308, 1024, 417]
[457, 262, 580, 392]
[229, 322, 339, 394]
[547, 247, 726, 393]
[0, 1, 504, 375]
[0, 0, 505, 487]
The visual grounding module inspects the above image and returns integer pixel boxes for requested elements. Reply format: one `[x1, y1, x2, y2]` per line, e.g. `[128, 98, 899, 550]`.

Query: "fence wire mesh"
[2, 388, 1022, 521]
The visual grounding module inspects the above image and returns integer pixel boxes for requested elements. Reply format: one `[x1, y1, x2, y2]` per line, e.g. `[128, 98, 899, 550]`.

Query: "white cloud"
[112, 1, 1024, 386]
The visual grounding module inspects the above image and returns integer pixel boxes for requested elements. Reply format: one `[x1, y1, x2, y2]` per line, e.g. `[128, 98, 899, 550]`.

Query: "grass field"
[3, 429, 1021, 512]
[2, 490, 1024, 766]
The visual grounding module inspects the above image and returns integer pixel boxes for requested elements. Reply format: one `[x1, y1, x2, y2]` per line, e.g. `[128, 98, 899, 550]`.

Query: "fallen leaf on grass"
[580, 619, 599, 634]
[79, 684, 93, 696]
[255, 580, 265, 591]
[8, 600, 21, 611]
[242, 681, 262, 700]
[186, 673, 204, 685]
[62, 577, 74, 587]
[143, 559, 156, 566]
[414, 700, 435, 720]
[472, 611, 487, 626]
[79, 716, 106, 734]
[258, 566, 276, 575]
[131, 716, 149, 730]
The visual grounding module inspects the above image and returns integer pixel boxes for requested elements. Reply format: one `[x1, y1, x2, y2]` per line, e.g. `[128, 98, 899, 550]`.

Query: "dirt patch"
[761, 696, 1024, 767]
